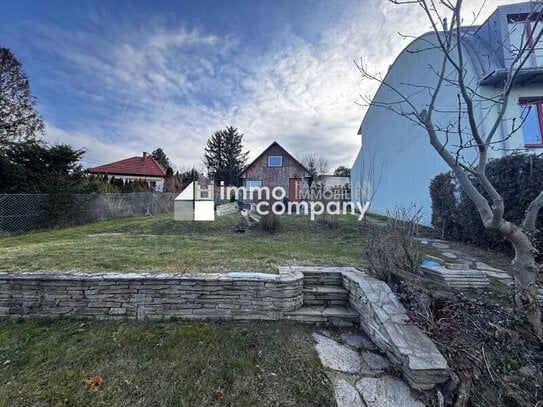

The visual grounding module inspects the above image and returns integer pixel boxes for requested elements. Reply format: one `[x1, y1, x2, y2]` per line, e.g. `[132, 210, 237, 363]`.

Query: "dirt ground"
[365, 215, 542, 406]
[387, 234, 542, 406]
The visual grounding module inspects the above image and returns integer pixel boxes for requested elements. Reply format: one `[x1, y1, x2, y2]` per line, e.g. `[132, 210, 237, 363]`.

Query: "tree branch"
[523, 189, 543, 232]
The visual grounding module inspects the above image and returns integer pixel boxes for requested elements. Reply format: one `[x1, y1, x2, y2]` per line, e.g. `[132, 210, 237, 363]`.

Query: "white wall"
[352, 33, 481, 225]
[352, 30, 543, 225]
[108, 175, 165, 192]
[321, 176, 350, 188]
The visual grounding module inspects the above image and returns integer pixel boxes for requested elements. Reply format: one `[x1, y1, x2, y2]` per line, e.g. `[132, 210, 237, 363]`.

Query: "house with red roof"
[90, 152, 167, 191]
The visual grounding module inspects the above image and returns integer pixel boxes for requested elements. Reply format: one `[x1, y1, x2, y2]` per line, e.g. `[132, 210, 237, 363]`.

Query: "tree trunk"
[499, 223, 542, 339]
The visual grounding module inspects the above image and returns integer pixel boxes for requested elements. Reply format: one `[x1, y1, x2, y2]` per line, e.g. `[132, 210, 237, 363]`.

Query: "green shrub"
[429, 172, 460, 240]
[429, 154, 543, 255]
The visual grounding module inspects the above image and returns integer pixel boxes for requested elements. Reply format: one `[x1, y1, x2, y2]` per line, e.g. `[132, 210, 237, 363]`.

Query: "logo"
[218, 182, 372, 221]
[174, 180, 372, 222]
[174, 181, 215, 221]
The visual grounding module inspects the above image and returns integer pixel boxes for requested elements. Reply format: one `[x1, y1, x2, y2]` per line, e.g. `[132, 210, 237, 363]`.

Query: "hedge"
[429, 154, 543, 255]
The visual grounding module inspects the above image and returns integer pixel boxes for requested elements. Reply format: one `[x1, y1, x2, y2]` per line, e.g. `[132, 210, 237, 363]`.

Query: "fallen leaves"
[84, 375, 104, 391]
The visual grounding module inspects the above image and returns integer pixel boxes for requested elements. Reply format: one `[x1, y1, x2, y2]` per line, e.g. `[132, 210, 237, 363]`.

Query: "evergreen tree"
[0, 142, 84, 193]
[164, 166, 175, 192]
[151, 148, 171, 169]
[204, 126, 248, 186]
[333, 166, 351, 177]
[176, 168, 199, 191]
[0, 48, 45, 145]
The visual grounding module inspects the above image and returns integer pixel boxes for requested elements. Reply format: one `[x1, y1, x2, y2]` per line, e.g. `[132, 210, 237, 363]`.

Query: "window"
[246, 180, 262, 192]
[267, 155, 283, 167]
[508, 13, 543, 67]
[519, 97, 543, 146]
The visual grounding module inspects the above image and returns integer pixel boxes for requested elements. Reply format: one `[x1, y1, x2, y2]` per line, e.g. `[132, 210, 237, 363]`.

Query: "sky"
[0, 0, 519, 171]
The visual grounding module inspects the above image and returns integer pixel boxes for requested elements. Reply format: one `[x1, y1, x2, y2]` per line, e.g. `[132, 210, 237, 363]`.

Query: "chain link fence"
[0, 192, 175, 234]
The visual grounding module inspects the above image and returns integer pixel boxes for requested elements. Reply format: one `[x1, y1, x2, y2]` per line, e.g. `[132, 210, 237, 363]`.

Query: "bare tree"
[358, 0, 543, 337]
[298, 152, 330, 180]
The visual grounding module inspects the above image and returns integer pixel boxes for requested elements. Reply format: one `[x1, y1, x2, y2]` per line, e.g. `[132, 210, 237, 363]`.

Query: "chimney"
[143, 152, 148, 159]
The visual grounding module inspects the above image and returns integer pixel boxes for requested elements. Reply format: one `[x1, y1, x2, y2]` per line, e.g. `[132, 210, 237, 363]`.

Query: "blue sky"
[1, 0, 514, 170]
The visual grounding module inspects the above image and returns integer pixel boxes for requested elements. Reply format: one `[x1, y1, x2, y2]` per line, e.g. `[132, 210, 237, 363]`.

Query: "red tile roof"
[90, 153, 167, 177]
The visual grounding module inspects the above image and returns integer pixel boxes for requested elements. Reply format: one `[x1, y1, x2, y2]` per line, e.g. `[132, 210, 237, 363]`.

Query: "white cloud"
[44, 123, 136, 166]
[27, 0, 527, 171]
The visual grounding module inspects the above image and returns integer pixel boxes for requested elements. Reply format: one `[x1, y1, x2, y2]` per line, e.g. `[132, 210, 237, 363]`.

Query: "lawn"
[0, 212, 370, 273]
[0, 319, 334, 406]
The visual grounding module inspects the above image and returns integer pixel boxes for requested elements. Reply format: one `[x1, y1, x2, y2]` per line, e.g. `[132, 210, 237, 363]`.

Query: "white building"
[319, 175, 350, 189]
[90, 152, 167, 192]
[351, 2, 543, 224]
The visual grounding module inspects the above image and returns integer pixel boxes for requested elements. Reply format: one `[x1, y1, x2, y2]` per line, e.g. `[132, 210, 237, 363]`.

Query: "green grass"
[0, 319, 334, 406]
[0, 213, 370, 273]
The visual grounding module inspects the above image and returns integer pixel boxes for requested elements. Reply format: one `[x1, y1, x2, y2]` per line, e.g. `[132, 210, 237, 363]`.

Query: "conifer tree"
[0, 48, 44, 145]
[204, 126, 248, 186]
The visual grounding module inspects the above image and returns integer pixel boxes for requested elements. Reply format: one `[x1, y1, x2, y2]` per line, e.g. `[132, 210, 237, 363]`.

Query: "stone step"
[302, 271, 343, 286]
[302, 299, 350, 307]
[284, 305, 359, 327]
[303, 286, 349, 297]
[303, 286, 350, 307]
[421, 265, 490, 289]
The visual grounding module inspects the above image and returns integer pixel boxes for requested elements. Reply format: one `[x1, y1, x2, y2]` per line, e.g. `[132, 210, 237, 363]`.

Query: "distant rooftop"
[90, 152, 167, 177]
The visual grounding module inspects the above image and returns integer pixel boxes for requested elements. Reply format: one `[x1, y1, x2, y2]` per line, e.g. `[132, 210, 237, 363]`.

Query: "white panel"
[194, 201, 215, 221]
[175, 182, 194, 201]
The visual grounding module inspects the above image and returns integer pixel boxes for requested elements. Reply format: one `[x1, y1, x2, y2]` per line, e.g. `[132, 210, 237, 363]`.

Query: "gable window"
[519, 97, 543, 146]
[267, 155, 283, 167]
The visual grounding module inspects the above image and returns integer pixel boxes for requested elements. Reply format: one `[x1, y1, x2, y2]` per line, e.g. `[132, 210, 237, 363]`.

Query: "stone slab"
[431, 243, 450, 249]
[441, 252, 457, 259]
[312, 333, 362, 374]
[360, 351, 391, 375]
[356, 376, 424, 407]
[334, 379, 365, 407]
[474, 262, 508, 273]
[340, 332, 376, 351]
[341, 268, 450, 390]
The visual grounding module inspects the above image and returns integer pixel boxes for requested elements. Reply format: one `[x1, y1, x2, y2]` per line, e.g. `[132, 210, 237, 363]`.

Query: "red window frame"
[508, 13, 543, 68]
[524, 19, 539, 67]
[519, 97, 543, 147]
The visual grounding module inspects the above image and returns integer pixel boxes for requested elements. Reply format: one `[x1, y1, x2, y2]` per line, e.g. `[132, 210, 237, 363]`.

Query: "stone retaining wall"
[0, 270, 303, 321]
[0, 266, 450, 391]
[282, 266, 450, 391]
[341, 268, 450, 390]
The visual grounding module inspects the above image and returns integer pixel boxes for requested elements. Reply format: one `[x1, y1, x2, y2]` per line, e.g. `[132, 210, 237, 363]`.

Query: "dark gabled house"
[239, 141, 311, 202]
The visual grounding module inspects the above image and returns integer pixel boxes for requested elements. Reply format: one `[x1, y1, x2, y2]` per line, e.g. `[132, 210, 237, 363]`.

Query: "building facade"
[351, 2, 543, 224]
[240, 142, 311, 202]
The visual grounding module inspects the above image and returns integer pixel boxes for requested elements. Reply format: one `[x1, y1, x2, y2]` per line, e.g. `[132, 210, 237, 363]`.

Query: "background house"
[240, 141, 311, 202]
[90, 152, 167, 192]
[351, 2, 543, 225]
[319, 175, 350, 189]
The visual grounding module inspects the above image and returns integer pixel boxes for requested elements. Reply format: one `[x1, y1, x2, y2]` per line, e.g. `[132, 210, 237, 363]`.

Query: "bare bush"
[366, 204, 424, 281]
